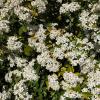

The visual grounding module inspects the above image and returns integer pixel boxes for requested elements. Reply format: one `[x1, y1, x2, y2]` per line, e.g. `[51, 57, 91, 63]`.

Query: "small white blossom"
[60, 95, 66, 100]
[37, 51, 60, 72]
[22, 59, 38, 81]
[0, 20, 9, 34]
[13, 80, 32, 100]
[35, 24, 46, 42]
[7, 55, 15, 67]
[15, 57, 27, 68]
[7, 36, 22, 50]
[28, 37, 37, 47]
[53, 47, 64, 59]
[82, 88, 89, 92]
[0, 0, 4, 7]
[46, 58, 60, 72]
[35, 42, 47, 53]
[37, 51, 50, 66]
[91, 95, 100, 100]
[14, 6, 32, 22]
[63, 90, 82, 98]
[61, 81, 71, 90]
[0, 90, 11, 100]
[63, 72, 83, 87]
[0, 8, 9, 20]
[56, 35, 68, 45]
[57, 0, 62, 3]
[80, 58, 97, 74]
[50, 29, 61, 39]
[87, 70, 100, 89]
[60, 2, 80, 14]
[5, 0, 23, 8]
[5, 70, 22, 83]
[79, 10, 98, 30]
[31, 0, 47, 13]
[48, 74, 60, 91]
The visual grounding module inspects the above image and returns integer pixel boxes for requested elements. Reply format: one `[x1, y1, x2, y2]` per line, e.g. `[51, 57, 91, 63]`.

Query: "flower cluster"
[0, 0, 100, 100]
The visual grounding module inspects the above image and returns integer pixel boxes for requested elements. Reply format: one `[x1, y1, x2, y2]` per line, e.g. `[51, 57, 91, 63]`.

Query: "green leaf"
[58, 67, 67, 76]
[19, 25, 27, 35]
[72, 84, 81, 92]
[82, 92, 92, 99]
[24, 45, 33, 56]
[66, 66, 74, 72]
[96, 85, 100, 88]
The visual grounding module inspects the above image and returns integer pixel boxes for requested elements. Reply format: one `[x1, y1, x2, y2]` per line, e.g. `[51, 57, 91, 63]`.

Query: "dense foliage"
[0, 0, 100, 100]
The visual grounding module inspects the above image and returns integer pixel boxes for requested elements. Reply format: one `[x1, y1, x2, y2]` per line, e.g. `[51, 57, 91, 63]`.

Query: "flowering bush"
[0, 0, 100, 100]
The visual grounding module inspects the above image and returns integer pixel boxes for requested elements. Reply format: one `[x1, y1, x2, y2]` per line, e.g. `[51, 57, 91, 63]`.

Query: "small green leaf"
[24, 45, 33, 56]
[19, 25, 27, 35]
[67, 66, 74, 72]
[82, 92, 92, 99]
[72, 84, 81, 92]
[58, 67, 67, 76]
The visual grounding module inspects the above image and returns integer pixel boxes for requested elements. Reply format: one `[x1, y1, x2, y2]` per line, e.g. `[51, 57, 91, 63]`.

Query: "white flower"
[53, 47, 64, 59]
[28, 59, 35, 67]
[92, 32, 100, 44]
[28, 37, 37, 47]
[56, 35, 68, 45]
[91, 1, 100, 12]
[37, 51, 60, 72]
[91, 95, 100, 100]
[63, 72, 83, 86]
[5, 72, 12, 83]
[37, 51, 50, 66]
[82, 88, 89, 92]
[48, 74, 60, 91]
[0, 0, 5, 7]
[28, 25, 47, 53]
[22, 66, 38, 81]
[15, 57, 27, 68]
[80, 58, 97, 74]
[0, 20, 9, 34]
[5, 0, 23, 8]
[65, 32, 73, 37]
[22, 59, 38, 81]
[7, 55, 15, 67]
[60, 2, 80, 14]
[13, 80, 32, 100]
[46, 58, 60, 72]
[5, 70, 22, 83]
[57, 0, 62, 3]
[82, 38, 89, 44]
[60, 95, 66, 100]
[0, 8, 9, 20]
[91, 88, 100, 95]
[0, 90, 11, 100]
[61, 81, 71, 90]
[87, 69, 100, 89]
[79, 10, 98, 30]
[61, 43, 68, 51]
[63, 90, 81, 98]
[31, 0, 47, 13]
[7, 36, 22, 50]
[35, 24, 46, 42]
[50, 29, 60, 39]
[14, 6, 32, 22]
[35, 42, 47, 53]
